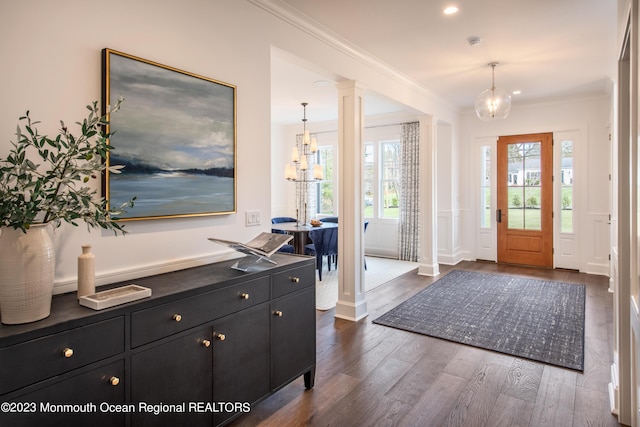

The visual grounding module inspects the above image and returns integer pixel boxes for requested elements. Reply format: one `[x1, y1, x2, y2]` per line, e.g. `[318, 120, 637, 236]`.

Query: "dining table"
[270, 222, 338, 255]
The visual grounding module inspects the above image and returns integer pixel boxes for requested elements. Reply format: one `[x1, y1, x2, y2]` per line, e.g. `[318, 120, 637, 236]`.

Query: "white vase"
[0, 223, 55, 324]
[77, 244, 95, 299]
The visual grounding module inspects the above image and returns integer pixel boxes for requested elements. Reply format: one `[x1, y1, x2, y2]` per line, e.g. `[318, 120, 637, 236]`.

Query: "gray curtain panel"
[399, 122, 420, 261]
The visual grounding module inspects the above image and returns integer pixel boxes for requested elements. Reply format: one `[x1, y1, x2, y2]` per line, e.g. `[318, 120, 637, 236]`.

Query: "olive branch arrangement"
[0, 97, 135, 234]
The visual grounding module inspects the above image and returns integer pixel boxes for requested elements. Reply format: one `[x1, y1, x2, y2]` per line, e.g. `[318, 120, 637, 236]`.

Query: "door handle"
[496, 209, 502, 223]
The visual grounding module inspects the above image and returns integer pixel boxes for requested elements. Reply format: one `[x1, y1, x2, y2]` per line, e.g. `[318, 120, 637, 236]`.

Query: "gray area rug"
[373, 270, 585, 371]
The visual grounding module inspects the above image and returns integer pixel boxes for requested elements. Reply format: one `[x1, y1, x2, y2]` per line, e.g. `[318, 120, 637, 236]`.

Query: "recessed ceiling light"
[512, 90, 521, 95]
[444, 6, 459, 15]
[314, 80, 331, 87]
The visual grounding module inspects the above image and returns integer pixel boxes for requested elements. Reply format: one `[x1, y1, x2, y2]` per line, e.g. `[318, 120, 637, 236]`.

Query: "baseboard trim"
[584, 262, 610, 276]
[438, 250, 472, 266]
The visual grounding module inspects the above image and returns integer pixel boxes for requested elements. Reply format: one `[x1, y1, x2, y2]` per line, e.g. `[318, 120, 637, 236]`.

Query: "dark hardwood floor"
[229, 261, 624, 427]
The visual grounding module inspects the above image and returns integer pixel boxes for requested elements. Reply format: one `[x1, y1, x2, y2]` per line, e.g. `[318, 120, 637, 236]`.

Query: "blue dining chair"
[364, 220, 369, 270]
[271, 217, 296, 253]
[271, 216, 296, 227]
[304, 226, 338, 281]
[319, 216, 338, 223]
[319, 217, 339, 267]
[314, 217, 368, 269]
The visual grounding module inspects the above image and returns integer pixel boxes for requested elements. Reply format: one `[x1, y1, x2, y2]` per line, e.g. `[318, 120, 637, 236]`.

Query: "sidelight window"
[560, 139, 573, 233]
[480, 145, 491, 228]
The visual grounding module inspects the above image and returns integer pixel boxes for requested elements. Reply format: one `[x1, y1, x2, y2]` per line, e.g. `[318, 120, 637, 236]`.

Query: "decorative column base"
[335, 299, 368, 322]
[418, 263, 440, 277]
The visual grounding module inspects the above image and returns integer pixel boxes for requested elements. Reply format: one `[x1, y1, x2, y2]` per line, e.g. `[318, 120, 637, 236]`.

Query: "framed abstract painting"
[102, 48, 236, 220]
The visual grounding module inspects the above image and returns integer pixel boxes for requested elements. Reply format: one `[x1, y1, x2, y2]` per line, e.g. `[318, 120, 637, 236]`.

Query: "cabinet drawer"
[0, 317, 124, 395]
[7, 360, 125, 427]
[131, 276, 269, 347]
[272, 264, 315, 299]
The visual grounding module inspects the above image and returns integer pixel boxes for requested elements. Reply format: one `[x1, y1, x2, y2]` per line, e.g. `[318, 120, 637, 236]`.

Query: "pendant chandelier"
[475, 62, 511, 120]
[284, 102, 323, 183]
[284, 102, 323, 226]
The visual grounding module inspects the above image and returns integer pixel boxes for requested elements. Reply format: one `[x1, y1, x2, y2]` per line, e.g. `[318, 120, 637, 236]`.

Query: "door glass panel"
[560, 140, 573, 233]
[507, 142, 542, 230]
[480, 146, 491, 228]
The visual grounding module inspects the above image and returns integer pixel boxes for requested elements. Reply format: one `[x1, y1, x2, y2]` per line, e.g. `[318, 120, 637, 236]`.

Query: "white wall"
[1, 0, 457, 293]
[459, 94, 612, 274]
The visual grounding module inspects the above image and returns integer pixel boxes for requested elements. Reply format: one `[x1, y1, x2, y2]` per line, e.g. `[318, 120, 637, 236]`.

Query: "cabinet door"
[212, 304, 269, 426]
[2, 360, 124, 427]
[271, 288, 316, 389]
[131, 326, 212, 427]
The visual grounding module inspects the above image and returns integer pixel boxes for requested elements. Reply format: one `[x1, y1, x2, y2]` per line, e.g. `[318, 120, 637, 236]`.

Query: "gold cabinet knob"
[63, 348, 74, 358]
[109, 376, 120, 386]
[240, 293, 250, 300]
[216, 333, 226, 341]
[172, 314, 182, 322]
[289, 276, 300, 283]
[201, 339, 211, 347]
[274, 310, 283, 317]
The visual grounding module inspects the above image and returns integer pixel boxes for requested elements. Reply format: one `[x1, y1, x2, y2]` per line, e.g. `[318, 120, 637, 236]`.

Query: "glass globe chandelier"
[475, 62, 511, 120]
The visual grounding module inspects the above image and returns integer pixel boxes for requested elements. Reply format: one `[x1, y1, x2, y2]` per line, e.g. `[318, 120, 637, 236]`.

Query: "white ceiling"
[269, 0, 618, 125]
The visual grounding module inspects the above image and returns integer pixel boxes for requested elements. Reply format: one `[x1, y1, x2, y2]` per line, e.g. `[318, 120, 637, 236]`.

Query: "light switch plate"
[245, 210, 261, 226]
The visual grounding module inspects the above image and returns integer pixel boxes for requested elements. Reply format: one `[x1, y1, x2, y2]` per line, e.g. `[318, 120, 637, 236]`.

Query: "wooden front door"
[497, 133, 553, 267]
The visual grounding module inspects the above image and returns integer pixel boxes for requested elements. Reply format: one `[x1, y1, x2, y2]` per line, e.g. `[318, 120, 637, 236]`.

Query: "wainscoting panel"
[584, 212, 610, 276]
[438, 210, 467, 265]
[437, 212, 451, 254]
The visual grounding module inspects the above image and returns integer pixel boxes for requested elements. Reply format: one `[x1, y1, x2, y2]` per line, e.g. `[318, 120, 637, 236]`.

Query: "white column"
[611, 5, 634, 424]
[335, 80, 368, 322]
[418, 115, 439, 276]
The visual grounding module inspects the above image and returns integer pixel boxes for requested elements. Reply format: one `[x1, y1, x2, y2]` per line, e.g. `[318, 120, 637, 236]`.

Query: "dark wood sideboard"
[0, 253, 316, 426]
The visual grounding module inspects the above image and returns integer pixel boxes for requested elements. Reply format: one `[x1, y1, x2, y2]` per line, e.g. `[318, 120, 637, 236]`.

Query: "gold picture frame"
[102, 48, 236, 220]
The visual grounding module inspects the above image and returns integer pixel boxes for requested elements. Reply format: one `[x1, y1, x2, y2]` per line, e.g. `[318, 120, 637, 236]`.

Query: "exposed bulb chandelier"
[475, 62, 511, 120]
[284, 102, 323, 226]
[284, 102, 323, 182]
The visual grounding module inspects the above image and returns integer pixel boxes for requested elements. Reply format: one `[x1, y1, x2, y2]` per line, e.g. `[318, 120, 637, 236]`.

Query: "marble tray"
[79, 284, 152, 310]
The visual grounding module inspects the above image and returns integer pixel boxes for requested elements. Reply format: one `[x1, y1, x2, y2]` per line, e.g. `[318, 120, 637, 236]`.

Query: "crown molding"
[247, 0, 454, 110]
